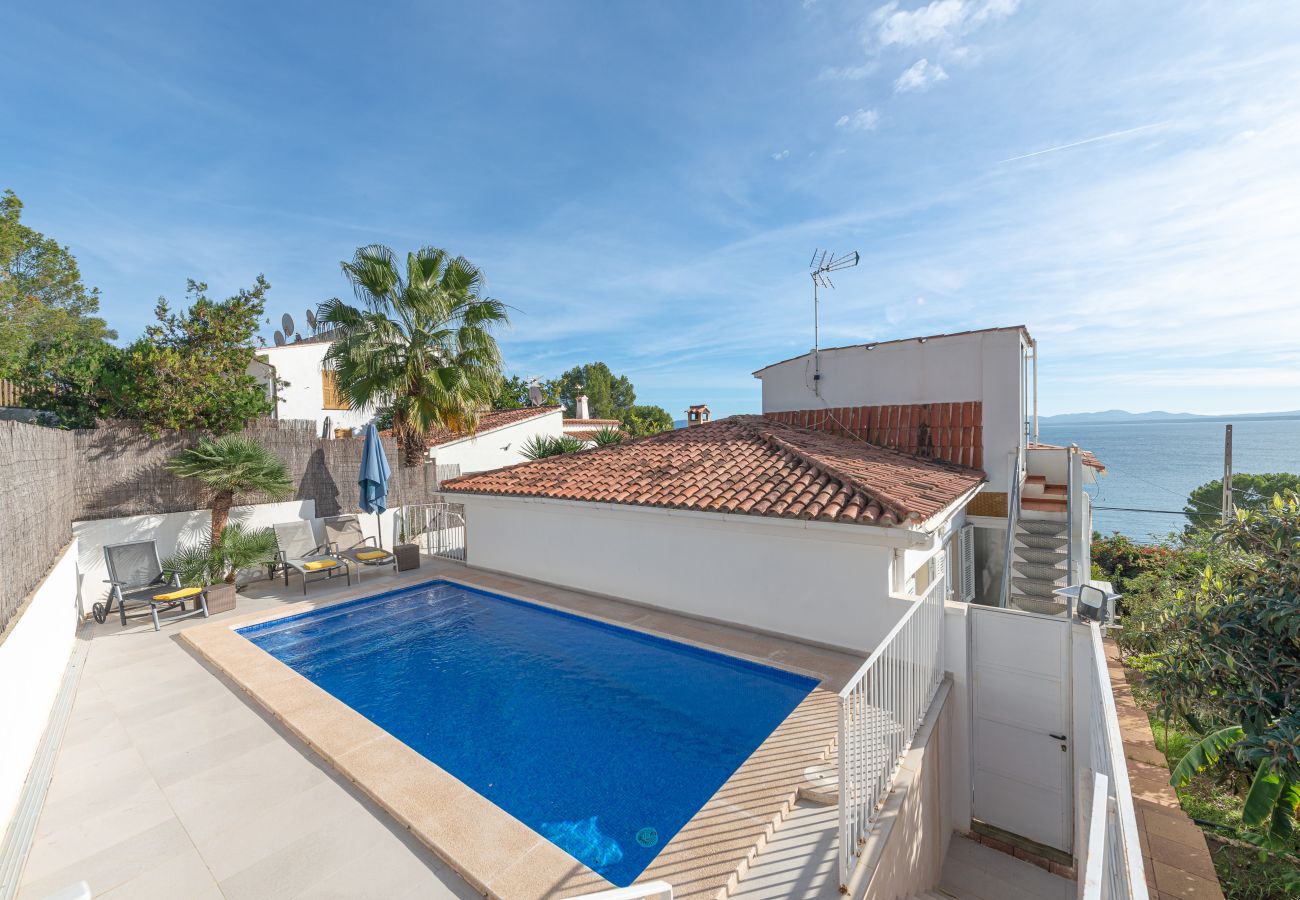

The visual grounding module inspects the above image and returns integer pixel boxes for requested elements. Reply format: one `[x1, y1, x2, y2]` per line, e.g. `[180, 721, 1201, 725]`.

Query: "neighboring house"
[561, 392, 623, 445]
[254, 333, 373, 436]
[420, 405, 565, 474]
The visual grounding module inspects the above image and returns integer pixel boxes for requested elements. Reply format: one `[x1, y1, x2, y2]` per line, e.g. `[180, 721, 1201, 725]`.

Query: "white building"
[254, 333, 373, 436]
[422, 405, 565, 474]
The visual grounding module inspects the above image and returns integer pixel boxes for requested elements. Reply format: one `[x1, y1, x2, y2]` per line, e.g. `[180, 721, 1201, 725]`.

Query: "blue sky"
[4, 1, 1299, 417]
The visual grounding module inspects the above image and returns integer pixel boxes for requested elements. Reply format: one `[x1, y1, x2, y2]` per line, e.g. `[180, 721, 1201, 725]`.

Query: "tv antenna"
[808, 249, 859, 395]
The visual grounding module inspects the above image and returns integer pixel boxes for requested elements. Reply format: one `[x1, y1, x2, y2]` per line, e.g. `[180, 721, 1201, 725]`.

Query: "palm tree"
[166, 435, 294, 538]
[317, 245, 509, 466]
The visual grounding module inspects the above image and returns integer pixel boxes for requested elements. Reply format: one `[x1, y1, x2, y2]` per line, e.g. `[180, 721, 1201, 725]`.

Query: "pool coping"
[180, 575, 842, 900]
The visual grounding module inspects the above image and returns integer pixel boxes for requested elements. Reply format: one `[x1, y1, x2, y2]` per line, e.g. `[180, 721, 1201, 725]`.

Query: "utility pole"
[1222, 424, 1234, 523]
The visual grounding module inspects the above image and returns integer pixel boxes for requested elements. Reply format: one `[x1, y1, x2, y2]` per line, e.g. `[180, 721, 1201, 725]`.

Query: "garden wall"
[73, 420, 441, 522]
[0, 421, 76, 636]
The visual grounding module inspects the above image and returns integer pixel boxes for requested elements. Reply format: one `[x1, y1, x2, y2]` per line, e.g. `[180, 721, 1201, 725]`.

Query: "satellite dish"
[281, 313, 295, 335]
[306, 309, 318, 331]
[527, 384, 544, 407]
[273, 330, 285, 346]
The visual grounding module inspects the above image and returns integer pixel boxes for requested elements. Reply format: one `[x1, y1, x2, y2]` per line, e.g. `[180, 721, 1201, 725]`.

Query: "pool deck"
[16, 557, 863, 899]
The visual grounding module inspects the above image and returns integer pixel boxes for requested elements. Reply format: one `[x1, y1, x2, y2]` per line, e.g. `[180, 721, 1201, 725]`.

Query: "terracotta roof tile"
[443, 415, 985, 527]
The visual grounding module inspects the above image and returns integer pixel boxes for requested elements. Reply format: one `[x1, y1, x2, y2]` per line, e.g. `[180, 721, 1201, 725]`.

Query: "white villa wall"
[431, 409, 565, 475]
[0, 540, 78, 831]
[74, 499, 401, 615]
[257, 341, 374, 434]
[455, 495, 925, 653]
[755, 329, 1027, 492]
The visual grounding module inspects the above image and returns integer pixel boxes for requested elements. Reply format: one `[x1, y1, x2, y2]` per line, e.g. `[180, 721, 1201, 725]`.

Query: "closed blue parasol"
[358, 423, 392, 547]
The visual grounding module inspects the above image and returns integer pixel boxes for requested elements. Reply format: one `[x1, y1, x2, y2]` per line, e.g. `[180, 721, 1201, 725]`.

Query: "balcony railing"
[397, 502, 466, 561]
[837, 573, 947, 889]
[1080, 623, 1149, 900]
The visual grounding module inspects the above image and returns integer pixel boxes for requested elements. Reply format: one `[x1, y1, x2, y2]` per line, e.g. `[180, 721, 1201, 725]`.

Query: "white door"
[971, 605, 1073, 851]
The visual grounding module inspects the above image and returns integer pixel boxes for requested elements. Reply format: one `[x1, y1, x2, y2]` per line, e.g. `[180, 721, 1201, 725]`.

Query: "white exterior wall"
[756, 329, 1028, 492]
[0, 540, 79, 830]
[454, 494, 928, 653]
[257, 342, 374, 434]
[431, 409, 565, 475]
[73, 500, 316, 614]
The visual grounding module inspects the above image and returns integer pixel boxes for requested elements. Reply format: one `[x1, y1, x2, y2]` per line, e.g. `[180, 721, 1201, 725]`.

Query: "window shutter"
[958, 524, 976, 602]
[322, 369, 350, 410]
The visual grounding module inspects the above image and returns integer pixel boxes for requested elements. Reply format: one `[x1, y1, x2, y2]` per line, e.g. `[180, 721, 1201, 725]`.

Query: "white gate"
[970, 605, 1073, 851]
[398, 503, 466, 561]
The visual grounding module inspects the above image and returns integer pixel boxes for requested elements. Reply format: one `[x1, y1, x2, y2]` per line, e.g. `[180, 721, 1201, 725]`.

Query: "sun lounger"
[272, 521, 351, 595]
[324, 515, 397, 580]
[98, 540, 209, 631]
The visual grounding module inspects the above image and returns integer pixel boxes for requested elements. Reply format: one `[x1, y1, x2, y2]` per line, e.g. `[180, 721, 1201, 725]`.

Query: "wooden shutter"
[321, 369, 350, 410]
[958, 524, 976, 602]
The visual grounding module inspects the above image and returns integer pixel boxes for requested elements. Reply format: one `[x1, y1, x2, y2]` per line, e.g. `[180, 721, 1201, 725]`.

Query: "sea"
[1036, 418, 1300, 542]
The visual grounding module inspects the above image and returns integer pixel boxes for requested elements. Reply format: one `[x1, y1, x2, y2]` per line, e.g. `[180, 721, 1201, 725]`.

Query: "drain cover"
[635, 827, 659, 847]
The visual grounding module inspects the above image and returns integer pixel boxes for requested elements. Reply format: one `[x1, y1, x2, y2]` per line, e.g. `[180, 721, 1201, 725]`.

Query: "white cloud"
[894, 58, 949, 92]
[835, 108, 880, 131]
[872, 0, 1020, 48]
[771, 149, 790, 161]
[817, 63, 875, 81]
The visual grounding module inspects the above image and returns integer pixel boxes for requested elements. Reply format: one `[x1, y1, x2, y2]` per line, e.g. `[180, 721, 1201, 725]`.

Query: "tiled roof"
[422, 406, 560, 448]
[1027, 442, 1107, 473]
[562, 418, 623, 427]
[765, 402, 983, 469]
[564, 428, 626, 442]
[443, 415, 985, 527]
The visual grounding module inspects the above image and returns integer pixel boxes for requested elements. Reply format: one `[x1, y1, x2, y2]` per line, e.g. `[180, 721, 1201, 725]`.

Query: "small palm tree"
[166, 523, 279, 586]
[317, 245, 509, 466]
[521, 434, 587, 460]
[166, 435, 294, 538]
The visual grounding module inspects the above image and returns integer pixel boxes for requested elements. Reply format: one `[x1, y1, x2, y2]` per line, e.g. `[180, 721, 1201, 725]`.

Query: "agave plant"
[592, 426, 624, 447]
[521, 434, 587, 460]
[166, 523, 280, 586]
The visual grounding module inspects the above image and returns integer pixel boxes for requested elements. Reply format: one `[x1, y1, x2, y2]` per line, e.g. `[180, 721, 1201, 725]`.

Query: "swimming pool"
[238, 580, 817, 886]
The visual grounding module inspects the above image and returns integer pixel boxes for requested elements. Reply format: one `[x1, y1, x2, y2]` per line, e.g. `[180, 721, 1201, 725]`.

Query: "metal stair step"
[1016, 533, 1068, 552]
[1018, 519, 1070, 536]
[1012, 561, 1067, 582]
[1012, 576, 1062, 600]
[1013, 547, 1068, 566]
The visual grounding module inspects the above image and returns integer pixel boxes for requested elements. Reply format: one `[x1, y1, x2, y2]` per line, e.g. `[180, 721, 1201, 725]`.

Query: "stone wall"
[0, 422, 76, 635]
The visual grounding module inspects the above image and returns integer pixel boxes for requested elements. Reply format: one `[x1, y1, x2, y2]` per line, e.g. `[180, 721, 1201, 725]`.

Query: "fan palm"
[317, 245, 509, 466]
[166, 435, 294, 538]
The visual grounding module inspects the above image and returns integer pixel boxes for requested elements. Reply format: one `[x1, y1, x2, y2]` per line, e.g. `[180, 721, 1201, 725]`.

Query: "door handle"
[1049, 733, 1067, 741]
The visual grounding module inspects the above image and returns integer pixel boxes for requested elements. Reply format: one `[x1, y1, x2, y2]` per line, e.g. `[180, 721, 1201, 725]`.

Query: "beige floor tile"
[18, 818, 194, 900]
[97, 843, 224, 900]
[26, 781, 176, 880]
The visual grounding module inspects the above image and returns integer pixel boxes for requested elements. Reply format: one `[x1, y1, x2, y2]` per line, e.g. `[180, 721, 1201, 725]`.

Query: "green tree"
[1142, 493, 1300, 847]
[16, 335, 119, 428]
[0, 189, 115, 383]
[1185, 473, 1300, 531]
[318, 245, 508, 466]
[106, 278, 275, 435]
[492, 375, 560, 410]
[620, 403, 674, 436]
[555, 362, 635, 418]
[165, 523, 280, 587]
[166, 434, 294, 539]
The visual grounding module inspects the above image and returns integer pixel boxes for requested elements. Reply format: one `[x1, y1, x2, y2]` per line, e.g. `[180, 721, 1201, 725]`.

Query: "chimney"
[687, 404, 711, 427]
[576, 394, 590, 420]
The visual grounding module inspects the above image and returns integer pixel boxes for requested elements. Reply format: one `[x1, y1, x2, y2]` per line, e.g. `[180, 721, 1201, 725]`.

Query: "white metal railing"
[1001, 456, 1022, 607]
[1080, 623, 1149, 900]
[397, 502, 466, 561]
[837, 573, 947, 889]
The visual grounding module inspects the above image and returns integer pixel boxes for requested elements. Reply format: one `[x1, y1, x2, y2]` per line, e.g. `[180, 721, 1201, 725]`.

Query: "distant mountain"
[1040, 409, 1300, 425]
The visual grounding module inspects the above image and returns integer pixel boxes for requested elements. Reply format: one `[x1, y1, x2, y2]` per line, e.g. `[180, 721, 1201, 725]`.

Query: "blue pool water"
[238, 580, 817, 886]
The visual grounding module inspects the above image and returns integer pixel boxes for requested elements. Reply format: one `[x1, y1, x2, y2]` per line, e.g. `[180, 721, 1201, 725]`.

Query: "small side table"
[394, 543, 421, 572]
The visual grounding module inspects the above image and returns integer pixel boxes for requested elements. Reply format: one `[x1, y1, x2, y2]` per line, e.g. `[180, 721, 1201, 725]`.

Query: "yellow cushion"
[302, 560, 338, 571]
[355, 550, 388, 561]
[153, 586, 202, 601]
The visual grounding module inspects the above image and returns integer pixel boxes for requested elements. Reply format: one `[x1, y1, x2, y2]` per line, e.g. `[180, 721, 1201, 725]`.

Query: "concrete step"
[1021, 496, 1067, 513]
[1018, 519, 1070, 537]
[798, 761, 838, 805]
[1013, 546, 1068, 566]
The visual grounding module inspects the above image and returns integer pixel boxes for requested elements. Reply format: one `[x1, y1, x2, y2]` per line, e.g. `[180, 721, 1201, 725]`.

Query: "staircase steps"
[1010, 515, 1070, 612]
